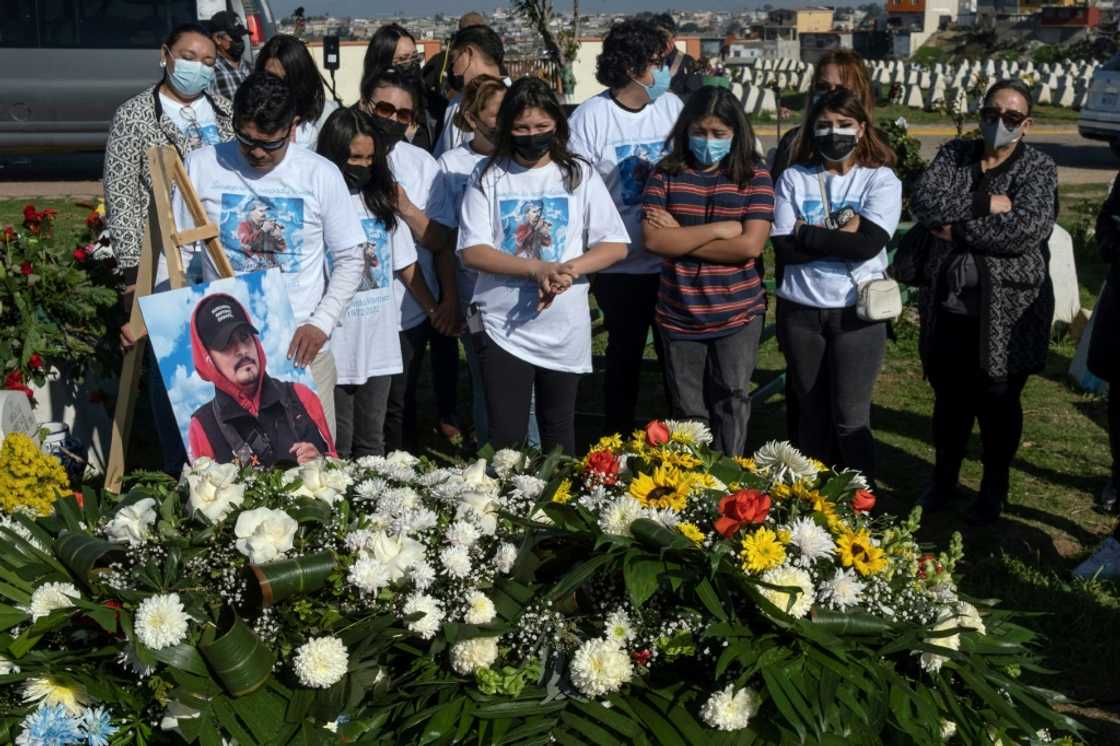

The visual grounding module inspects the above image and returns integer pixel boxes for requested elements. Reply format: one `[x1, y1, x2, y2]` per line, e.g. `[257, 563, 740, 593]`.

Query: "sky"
[139, 269, 315, 458]
[267, 1, 869, 19]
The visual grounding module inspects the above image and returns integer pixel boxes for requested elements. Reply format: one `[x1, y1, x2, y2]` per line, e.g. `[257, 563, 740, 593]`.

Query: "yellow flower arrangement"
[676, 522, 705, 545]
[740, 527, 787, 574]
[590, 434, 623, 453]
[837, 529, 889, 576]
[0, 433, 68, 517]
[551, 479, 573, 505]
[629, 464, 693, 512]
[658, 449, 703, 470]
[734, 456, 758, 473]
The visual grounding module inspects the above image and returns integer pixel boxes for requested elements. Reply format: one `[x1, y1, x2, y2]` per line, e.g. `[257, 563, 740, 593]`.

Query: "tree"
[512, 0, 581, 98]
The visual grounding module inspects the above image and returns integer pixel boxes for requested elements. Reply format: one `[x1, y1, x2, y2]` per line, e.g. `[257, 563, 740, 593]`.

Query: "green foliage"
[879, 120, 927, 220]
[911, 45, 945, 66]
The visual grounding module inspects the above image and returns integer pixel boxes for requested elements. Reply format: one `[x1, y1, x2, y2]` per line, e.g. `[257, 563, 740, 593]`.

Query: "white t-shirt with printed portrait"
[456, 158, 630, 374]
[568, 90, 683, 275]
[431, 142, 489, 307]
[330, 193, 418, 384]
[771, 164, 902, 309]
[160, 92, 223, 148]
[388, 140, 442, 331]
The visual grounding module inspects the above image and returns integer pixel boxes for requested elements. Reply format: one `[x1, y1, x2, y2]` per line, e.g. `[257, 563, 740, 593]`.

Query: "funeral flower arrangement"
[0, 426, 1080, 745]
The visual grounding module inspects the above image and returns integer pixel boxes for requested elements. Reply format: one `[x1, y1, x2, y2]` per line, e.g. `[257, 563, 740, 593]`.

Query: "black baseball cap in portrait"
[208, 11, 249, 37]
[196, 294, 260, 351]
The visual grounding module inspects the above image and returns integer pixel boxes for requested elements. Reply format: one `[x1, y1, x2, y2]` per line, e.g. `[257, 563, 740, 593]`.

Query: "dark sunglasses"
[813, 81, 848, 94]
[370, 100, 414, 125]
[235, 129, 291, 151]
[979, 106, 1028, 128]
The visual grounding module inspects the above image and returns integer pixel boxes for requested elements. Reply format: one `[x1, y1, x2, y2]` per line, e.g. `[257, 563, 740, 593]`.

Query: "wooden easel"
[104, 145, 235, 493]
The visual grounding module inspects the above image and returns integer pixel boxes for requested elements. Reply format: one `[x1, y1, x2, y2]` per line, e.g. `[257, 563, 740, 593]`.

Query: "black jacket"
[1089, 173, 1120, 383]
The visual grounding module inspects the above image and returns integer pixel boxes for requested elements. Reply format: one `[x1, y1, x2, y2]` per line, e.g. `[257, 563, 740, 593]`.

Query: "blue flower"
[16, 704, 83, 745]
[78, 708, 116, 746]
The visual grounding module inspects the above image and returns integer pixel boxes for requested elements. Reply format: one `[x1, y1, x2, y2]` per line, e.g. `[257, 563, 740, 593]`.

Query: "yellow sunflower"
[551, 479, 573, 505]
[734, 456, 759, 473]
[740, 527, 787, 574]
[657, 449, 702, 470]
[676, 522, 705, 545]
[837, 529, 889, 576]
[591, 434, 623, 453]
[629, 464, 692, 512]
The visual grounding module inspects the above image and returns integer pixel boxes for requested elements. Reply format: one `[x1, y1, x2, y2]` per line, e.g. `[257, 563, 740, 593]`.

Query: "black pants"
[928, 311, 1029, 502]
[477, 332, 581, 455]
[1111, 392, 1120, 485]
[591, 273, 667, 435]
[335, 375, 392, 458]
[385, 321, 459, 452]
[776, 298, 886, 479]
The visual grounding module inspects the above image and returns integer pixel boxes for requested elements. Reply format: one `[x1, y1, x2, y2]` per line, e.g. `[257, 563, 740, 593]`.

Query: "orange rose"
[714, 489, 771, 538]
[852, 489, 876, 513]
[644, 420, 670, 447]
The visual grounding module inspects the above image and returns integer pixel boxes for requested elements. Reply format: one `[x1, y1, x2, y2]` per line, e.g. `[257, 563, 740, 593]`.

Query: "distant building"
[976, 0, 1076, 20]
[1037, 4, 1101, 42]
[800, 32, 854, 64]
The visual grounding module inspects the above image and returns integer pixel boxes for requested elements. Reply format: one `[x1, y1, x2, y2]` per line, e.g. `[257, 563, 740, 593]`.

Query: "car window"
[4, 0, 197, 48]
[0, 0, 37, 46]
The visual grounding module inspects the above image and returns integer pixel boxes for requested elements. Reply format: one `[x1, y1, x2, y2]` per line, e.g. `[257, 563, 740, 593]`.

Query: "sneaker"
[1073, 536, 1120, 580]
[1095, 480, 1117, 514]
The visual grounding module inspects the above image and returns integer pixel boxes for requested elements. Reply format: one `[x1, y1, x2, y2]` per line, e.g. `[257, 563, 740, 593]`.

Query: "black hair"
[233, 72, 297, 134]
[792, 87, 895, 168]
[596, 20, 666, 90]
[483, 76, 585, 193]
[983, 78, 1034, 116]
[317, 108, 397, 231]
[651, 12, 677, 34]
[359, 67, 422, 111]
[449, 25, 505, 70]
[657, 86, 757, 187]
[163, 22, 212, 50]
[363, 23, 416, 83]
[255, 34, 325, 128]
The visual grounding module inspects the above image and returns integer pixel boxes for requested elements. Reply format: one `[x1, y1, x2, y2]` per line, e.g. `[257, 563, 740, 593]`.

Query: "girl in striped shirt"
[641, 86, 775, 456]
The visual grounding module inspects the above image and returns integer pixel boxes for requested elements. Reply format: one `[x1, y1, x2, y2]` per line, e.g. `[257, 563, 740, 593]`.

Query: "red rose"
[715, 489, 771, 538]
[584, 449, 621, 485]
[644, 420, 670, 447]
[632, 649, 652, 666]
[2, 226, 15, 242]
[852, 489, 876, 513]
[28, 353, 42, 370]
[19, 261, 32, 276]
[3, 370, 33, 401]
[22, 204, 37, 222]
[72, 247, 87, 263]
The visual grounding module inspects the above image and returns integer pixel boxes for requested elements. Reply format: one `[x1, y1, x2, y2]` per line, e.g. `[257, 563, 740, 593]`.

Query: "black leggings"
[1110, 391, 1120, 485]
[928, 311, 1029, 500]
[477, 332, 581, 455]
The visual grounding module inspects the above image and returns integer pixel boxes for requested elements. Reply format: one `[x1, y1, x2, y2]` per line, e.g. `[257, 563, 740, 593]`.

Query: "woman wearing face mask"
[104, 22, 233, 477]
[901, 79, 1057, 525]
[256, 34, 339, 150]
[458, 77, 629, 455]
[361, 23, 435, 150]
[434, 24, 507, 158]
[771, 88, 900, 483]
[641, 87, 774, 456]
[315, 108, 438, 458]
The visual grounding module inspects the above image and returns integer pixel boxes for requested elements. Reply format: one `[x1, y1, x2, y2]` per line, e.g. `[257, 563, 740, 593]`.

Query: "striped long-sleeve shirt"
[642, 167, 774, 339]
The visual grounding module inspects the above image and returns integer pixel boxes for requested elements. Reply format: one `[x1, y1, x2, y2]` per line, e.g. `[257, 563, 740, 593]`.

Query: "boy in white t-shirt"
[568, 18, 683, 436]
[172, 72, 365, 442]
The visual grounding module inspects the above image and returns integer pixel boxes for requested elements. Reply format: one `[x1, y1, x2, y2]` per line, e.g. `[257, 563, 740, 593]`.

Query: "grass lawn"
[4, 185, 1120, 737]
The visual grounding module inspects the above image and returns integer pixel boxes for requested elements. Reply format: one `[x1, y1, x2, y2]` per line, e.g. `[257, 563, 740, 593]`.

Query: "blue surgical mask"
[165, 51, 214, 97]
[639, 65, 672, 103]
[689, 136, 733, 166]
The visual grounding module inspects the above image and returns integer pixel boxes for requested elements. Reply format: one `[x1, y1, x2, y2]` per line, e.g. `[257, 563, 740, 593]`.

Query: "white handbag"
[816, 170, 902, 323]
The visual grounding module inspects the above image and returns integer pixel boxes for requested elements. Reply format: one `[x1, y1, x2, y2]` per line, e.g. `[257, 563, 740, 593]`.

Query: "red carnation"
[632, 649, 652, 667]
[28, 353, 42, 370]
[2, 225, 15, 242]
[644, 420, 670, 447]
[22, 204, 38, 222]
[715, 489, 771, 538]
[584, 449, 621, 486]
[852, 489, 876, 513]
[19, 261, 32, 276]
[72, 247, 88, 263]
[3, 370, 33, 401]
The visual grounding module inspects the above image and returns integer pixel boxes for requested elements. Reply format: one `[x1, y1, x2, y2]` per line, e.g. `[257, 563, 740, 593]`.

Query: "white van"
[1078, 54, 1120, 158]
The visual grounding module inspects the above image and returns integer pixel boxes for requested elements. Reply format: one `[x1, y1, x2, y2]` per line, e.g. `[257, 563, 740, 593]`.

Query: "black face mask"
[227, 38, 245, 59]
[813, 128, 859, 163]
[474, 122, 497, 144]
[343, 164, 371, 192]
[447, 71, 465, 92]
[372, 115, 408, 147]
[398, 59, 421, 76]
[511, 131, 555, 163]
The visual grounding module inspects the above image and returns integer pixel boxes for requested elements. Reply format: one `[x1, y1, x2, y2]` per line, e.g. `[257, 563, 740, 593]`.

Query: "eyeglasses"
[369, 100, 414, 125]
[979, 106, 1028, 128]
[393, 53, 423, 67]
[235, 129, 291, 151]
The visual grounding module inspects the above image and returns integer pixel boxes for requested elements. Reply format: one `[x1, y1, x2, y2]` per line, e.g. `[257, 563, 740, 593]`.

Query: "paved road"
[1, 129, 1116, 198]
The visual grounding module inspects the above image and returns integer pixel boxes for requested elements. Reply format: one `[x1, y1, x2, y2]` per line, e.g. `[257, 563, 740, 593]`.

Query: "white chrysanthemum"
[104, 497, 158, 546]
[345, 529, 376, 553]
[440, 545, 473, 579]
[450, 636, 499, 675]
[569, 639, 633, 697]
[494, 542, 518, 574]
[355, 478, 387, 501]
[753, 441, 817, 485]
[840, 470, 870, 492]
[322, 465, 353, 493]
[294, 636, 349, 688]
[402, 594, 443, 639]
[386, 451, 420, 468]
[135, 593, 190, 650]
[649, 508, 680, 528]
[233, 507, 298, 564]
[940, 719, 958, 740]
[665, 419, 714, 446]
[446, 520, 481, 548]
[22, 677, 90, 714]
[491, 449, 525, 479]
[759, 566, 815, 619]
[465, 591, 497, 624]
[954, 601, 986, 635]
[348, 554, 394, 595]
[817, 568, 865, 611]
[0, 656, 20, 675]
[401, 507, 439, 533]
[410, 560, 436, 590]
[919, 609, 963, 673]
[380, 486, 421, 513]
[604, 609, 635, 644]
[599, 496, 645, 537]
[787, 517, 836, 564]
[700, 685, 761, 731]
[511, 475, 546, 500]
[28, 582, 80, 621]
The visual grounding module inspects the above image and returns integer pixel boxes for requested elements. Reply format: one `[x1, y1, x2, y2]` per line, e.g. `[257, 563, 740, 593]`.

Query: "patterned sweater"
[902, 138, 1057, 380]
[103, 85, 234, 274]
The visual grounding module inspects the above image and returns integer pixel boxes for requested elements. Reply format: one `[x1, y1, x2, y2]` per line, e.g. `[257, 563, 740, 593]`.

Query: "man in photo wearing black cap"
[187, 293, 334, 467]
[208, 10, 252, 101]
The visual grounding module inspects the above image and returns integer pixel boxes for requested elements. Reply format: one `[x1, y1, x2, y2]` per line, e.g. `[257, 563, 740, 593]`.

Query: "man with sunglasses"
[171, 72, 366, 440]
[907, 78, 1058, 526]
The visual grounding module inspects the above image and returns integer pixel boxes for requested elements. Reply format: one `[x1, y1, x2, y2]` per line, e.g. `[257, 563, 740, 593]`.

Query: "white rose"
[186, 460, 245, 523]
[458, 492, 500, 535]
[491, 449, 525, 479]
[286, 460, 341, 505]
[105, 497, 158, 546]
[461, 459, 499, 494]
[386, 451, 420, 468]
[368, 531, 425, 582]
[234, 507, 298, 564]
